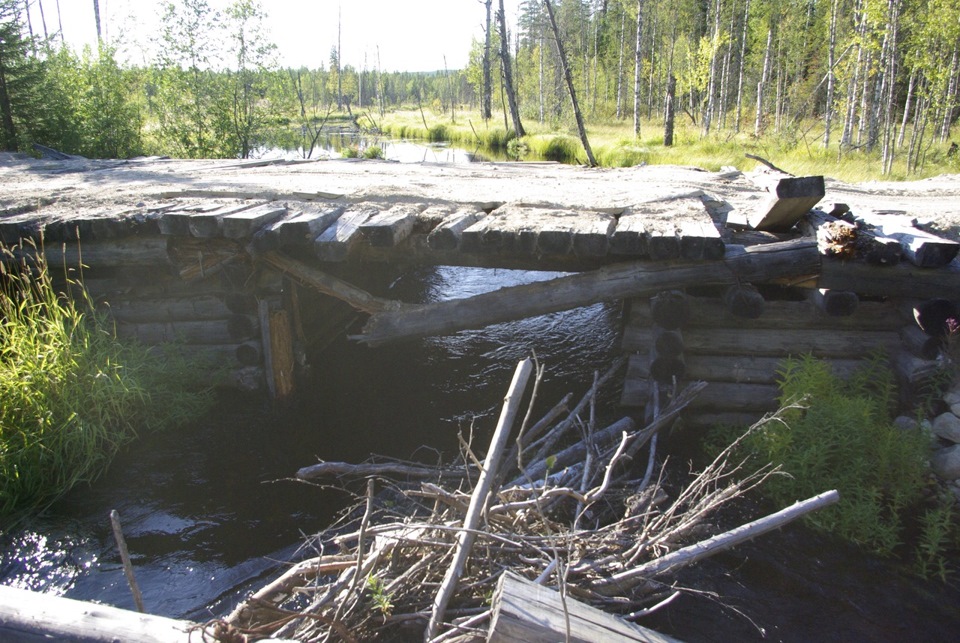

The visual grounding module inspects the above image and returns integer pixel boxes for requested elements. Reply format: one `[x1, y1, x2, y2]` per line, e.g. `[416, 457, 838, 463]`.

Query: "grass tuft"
[0, 240, 213, 520]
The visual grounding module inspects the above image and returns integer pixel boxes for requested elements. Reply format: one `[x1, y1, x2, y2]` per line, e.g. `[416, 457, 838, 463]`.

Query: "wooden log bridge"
[1, 156, 957, 413]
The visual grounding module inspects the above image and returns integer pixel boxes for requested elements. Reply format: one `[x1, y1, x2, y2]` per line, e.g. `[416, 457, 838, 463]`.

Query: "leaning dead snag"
[228, 366, 831, 642]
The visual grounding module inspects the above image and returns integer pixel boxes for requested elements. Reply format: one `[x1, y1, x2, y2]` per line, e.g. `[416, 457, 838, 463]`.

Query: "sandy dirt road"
[2, 154, 959, 241]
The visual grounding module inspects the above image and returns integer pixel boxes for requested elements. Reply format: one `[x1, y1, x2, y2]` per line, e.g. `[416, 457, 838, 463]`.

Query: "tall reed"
[0, 241, 212, 518]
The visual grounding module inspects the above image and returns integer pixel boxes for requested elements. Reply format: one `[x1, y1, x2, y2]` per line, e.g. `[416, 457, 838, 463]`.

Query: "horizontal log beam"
[354, 239, 820, 345]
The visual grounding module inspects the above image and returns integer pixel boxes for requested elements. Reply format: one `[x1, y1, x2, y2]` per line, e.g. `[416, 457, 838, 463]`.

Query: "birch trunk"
[824, 0, 840, 149]
[755, 27, 773, 137]
[633, 0, 645, 136]
[734, 0, 751, 133]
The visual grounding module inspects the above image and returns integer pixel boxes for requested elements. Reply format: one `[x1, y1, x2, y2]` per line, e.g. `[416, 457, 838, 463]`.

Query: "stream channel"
[3, 142, 960, 641]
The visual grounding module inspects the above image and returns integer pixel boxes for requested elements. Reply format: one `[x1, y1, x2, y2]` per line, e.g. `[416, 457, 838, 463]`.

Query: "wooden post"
[723, 283, 766, 318]
[425, 359, 534, 641]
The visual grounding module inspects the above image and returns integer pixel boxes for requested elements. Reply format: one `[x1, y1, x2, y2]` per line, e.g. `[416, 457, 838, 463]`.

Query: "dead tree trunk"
[482, 0, 493, 120]
[544, 0, 597, 166]
[498, 0, 525, 138]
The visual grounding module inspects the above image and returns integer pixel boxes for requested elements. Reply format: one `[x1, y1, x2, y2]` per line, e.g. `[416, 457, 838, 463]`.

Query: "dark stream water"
[3, 265, 960, 641]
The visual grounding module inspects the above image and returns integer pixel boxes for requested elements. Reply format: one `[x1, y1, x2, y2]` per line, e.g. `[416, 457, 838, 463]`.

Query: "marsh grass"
[372, 108, 960, 181]
[0, 241, 213, 520]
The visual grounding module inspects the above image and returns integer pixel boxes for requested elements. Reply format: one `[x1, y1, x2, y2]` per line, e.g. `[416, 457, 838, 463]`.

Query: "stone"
[932, 412, 960, 444]
[943, 382, 960, 408]
[893, 415, 919, 432]
[931, 444, 960, 480]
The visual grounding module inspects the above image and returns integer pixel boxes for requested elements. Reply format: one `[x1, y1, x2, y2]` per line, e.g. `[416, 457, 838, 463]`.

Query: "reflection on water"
[258, 130, 505, 164]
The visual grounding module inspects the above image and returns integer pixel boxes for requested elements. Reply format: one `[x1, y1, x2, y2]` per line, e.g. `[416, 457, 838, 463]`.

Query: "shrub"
[711, 354, 956, 570]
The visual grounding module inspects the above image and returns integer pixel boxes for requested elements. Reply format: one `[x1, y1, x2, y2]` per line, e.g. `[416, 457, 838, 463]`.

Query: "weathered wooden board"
[487, 572, 679, 643]
[426, 207, 486, 250]
[612, 197, 722, 260]
[0, 584, 195, 643]
[359, 203, 424, 247]
[460, 205, 615, 257]
[221, 203, 288, 239]
[609, 210, 648, 256]
[272, 204, 346, 246]
[748, 174, 825, 231]
[156, 201, 223, 235]
[314, 204, 380, 262]
[621, 375, 779, 411]
[187, 201, 267, 238]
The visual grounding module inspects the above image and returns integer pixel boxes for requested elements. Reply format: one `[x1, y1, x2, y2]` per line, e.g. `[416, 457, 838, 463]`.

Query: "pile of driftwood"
[217, 358, 836, 642]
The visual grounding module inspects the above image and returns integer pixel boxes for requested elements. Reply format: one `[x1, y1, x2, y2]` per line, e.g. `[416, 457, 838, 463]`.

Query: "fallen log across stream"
[352, 238, 821, 345]
[224, 359, 838, 642]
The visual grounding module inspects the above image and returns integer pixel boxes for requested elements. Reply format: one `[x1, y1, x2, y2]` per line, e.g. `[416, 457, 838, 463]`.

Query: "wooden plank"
[571, 212, 616, 257]
[314, 204, 380, 261]
[426, 207, 486, 250]
[156, 203, 220, 236]
[748, 175, 825, 231]
[679, 218, 725, 260]
[460, 207, 532, 254]
[488, 571, 679, 643]
[273, 204, 346, 246]
[359, 203, 424, 247]
[221, 203, 288, 239]
[621, 375, 778, 411]
[0, 584, 195, 643]
[853, 211, 959, 268]
[609, 211, 648, 256]
[187, 201, 267, 238]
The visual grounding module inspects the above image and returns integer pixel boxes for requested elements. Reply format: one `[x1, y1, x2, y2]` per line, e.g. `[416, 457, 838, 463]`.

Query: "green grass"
[0, 241, 213, 520]
[369, 107, 960, 181]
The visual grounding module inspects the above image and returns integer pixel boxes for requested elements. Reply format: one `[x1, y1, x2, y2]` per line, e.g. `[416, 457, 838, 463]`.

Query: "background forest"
[1, 0, 959, 177]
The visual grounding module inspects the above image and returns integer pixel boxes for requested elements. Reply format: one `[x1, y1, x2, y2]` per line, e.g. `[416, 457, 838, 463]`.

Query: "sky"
[28, 0, 521, 72]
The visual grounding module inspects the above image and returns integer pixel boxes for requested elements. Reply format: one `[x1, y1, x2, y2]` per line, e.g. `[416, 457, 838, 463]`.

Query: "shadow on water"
[3, 264, 960, 639]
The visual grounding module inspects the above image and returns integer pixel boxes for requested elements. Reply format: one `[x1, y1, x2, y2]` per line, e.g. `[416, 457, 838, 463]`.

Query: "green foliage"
[362, 145, 383, 160]
[714, 355, 955, 568]
[0, 242, 213, 518]
[365, 574, 394, 616]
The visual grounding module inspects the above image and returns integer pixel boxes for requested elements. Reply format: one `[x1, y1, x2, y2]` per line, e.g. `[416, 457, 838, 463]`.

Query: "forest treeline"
[1, 0, 958, 174]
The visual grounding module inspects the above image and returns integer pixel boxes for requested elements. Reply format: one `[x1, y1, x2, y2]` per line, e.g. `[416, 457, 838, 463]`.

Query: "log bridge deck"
[1, 155, 958, 419]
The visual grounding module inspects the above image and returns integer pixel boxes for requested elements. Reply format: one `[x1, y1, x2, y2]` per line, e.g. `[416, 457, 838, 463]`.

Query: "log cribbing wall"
[618, 291, 950, 428]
